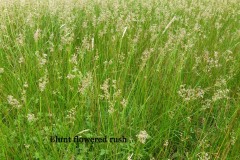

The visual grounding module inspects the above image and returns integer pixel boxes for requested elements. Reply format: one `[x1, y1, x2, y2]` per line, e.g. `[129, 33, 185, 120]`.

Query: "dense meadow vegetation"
[0, 0, 239, 159]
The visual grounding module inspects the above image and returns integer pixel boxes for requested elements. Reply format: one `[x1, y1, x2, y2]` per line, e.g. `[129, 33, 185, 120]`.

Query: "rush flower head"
[23, 82, 29, 88]
[66, 106, 77, 124]
[136, 130, 150, 144]
[34, 29, 41, 42]
[38, 73, 48, 92]
[27, 113, 36, 122]
[35, 52, 47, 67]
[0, 68, 4, 74]
[18, 56, 25, 64]
[120, 98, 128, 108]
[69, 54, 78, 64]
[78, 72, 92, 94]
[7, 95, 22, 108]
[24, 144, 30, 149]
[178, 84, 205, 102]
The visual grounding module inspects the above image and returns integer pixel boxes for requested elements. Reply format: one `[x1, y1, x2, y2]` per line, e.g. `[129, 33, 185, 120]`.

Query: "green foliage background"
[0, 0, 239, 159]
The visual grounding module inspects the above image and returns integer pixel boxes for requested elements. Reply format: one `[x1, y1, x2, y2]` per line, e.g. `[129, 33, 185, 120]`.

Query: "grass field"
[0, 0, 240, 159]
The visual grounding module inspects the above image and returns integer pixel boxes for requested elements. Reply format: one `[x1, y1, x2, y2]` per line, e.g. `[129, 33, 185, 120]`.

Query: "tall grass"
[0, 0, 239, 159]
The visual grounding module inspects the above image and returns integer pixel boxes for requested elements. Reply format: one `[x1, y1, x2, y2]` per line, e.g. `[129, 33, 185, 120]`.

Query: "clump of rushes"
[0, 0, 239, 159]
